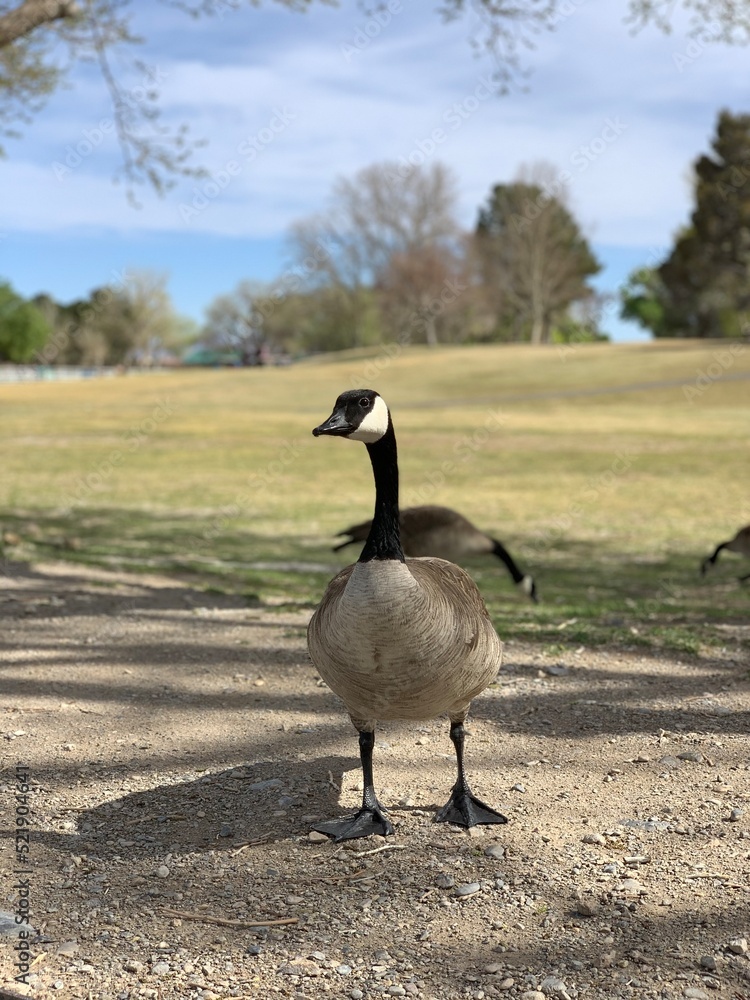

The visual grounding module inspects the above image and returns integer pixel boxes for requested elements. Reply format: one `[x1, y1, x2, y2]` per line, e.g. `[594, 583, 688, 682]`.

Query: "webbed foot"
[312, 806, 394, 842]
[435, 785, 508, 827]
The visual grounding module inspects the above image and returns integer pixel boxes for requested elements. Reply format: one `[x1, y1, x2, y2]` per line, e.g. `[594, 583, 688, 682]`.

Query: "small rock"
[279, 957, 321, 976]
[308, 831, 329, 843]
[582, 833, 606, 846]
[155, 865, 170, 879]
[522, 993, 546, 1000]
[388, 987, 406, 997]
[151, 962, 170, 976]
[248, 778, 283, 790]
[499, 978, 515, 990]
[511, 783, 526, 793]
[575, 894, 598, 916]
[336, 964, 353, 975]
[56, 941, 79, 956]
[123, 960, 144, 973]
[436, 873, 455, 889]
[699, 955, 717, 971]
[455, 882, 481, 897]
[218, 823, 234, 837]
[541, 975, 572, 999]
[684, 989, 710, 1000]
[728, 808, 743, 822]
[484, 963, 504, 974]
[351, 991, 364, 1000]
[728, 937, 748, 955]
[484, 843, 505, 859]
[617, 878, 646, 896]
[677, 751, 703, 763]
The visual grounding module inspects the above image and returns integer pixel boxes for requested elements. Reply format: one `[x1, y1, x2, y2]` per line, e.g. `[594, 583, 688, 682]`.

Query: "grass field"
[1, 340, 749, 657]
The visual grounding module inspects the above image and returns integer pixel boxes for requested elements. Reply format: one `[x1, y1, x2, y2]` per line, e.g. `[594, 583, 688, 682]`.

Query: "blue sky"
[2, 0, 748, 341]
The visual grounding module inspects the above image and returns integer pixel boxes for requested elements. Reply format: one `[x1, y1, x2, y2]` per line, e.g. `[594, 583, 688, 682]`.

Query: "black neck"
[491, 538, 524, 583]
[359, 418, 405, 563]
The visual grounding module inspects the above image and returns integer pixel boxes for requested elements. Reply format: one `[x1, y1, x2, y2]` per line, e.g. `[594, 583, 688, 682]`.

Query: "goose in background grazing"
[308, 389, 507, 842]
[334, 504, 538, 602]
[701, 524, 750, 581]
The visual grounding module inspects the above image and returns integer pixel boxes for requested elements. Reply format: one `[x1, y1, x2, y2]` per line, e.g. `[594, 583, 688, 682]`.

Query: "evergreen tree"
[659, 110, 750, 338]
[475, 170, 600, 344]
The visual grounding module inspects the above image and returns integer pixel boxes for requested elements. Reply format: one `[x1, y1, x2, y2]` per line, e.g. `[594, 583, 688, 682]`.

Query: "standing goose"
[308, 389, 507, 842]
[334, 505, 538, 602]
[701, 524, 750, 581]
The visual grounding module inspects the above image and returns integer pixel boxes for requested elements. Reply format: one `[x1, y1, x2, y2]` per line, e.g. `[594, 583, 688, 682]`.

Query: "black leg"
[313, 730, 395, 842]
[435, 720, 508, 827]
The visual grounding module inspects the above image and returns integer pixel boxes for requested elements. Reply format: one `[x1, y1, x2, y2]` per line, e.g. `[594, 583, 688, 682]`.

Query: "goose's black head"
[312, 389, 390, 443]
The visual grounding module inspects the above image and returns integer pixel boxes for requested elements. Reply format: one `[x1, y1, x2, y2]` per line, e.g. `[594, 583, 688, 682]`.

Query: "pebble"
[388, 987, 406, 996]
[56, 941, 79, 956]
[499, 978, 515, 989]
[728, 937, 748, 955]
[155, 866, 170, 878]
[511, 783, 526, 793]
[436, 873, 455, 888]
[484, 843, 505, 859]
[151, 962, 170, 976]
[308, 831, 329, 844]
[541, 975, 572, 999]
[279, 958, 321, 976]
[729, 808, 743, 822]
[521, 992, 545, 1000]
[699, 955, 716, 970]
[123, 960, 144, 973]
[351, 992, 364, 1000]
[575, 894, 598, 916]
[677, 751, 703, 763]
[582, 833, 606, 845]
[683, 989, 711, 1000]
[455, 882, 481, 897]
[336, 964, 353, 975]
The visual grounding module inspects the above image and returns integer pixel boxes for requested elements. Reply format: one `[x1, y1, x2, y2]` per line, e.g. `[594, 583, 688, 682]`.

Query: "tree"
[202, 280, 268, 364]
[619, 266, 670, 337]
[655, 110, 750, 338]
[475, 164, 600, 344]
[0, 280, 50, 361]
[289, 161, 464, 347]
[1, 2, 746, 200]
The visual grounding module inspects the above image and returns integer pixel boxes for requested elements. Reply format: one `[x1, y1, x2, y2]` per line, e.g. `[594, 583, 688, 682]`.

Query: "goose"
[700, 524, 750, 581]
[334, 505, 538, 602]
[307, 389, 507, 842]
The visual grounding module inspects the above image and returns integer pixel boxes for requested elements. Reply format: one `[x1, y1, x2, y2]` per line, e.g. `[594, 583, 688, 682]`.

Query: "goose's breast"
[308, 560, 501, 720]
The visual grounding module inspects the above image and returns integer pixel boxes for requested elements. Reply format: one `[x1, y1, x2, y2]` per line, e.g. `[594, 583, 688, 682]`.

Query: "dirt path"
[1, 560, 749, 1000]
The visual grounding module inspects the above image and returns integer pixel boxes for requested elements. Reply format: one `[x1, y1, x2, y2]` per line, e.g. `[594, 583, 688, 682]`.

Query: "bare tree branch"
[0, 0, 80, 49]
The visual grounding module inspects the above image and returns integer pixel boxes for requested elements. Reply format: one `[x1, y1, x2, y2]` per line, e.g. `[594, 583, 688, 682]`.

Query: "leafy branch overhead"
[0, 0, 748, 200]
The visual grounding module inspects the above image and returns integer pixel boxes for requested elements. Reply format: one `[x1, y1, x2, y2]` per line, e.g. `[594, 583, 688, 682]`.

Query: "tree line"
[3, 107, 750, 365]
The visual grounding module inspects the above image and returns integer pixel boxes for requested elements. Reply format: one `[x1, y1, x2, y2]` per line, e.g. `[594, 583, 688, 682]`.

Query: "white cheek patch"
[349, 395, 390, 443]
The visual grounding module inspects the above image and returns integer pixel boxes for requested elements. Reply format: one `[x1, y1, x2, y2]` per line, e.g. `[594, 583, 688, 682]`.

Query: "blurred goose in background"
[334, 504, 538, 602]
[308, 389, 507, 842]
[701, 524, 750, 581]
